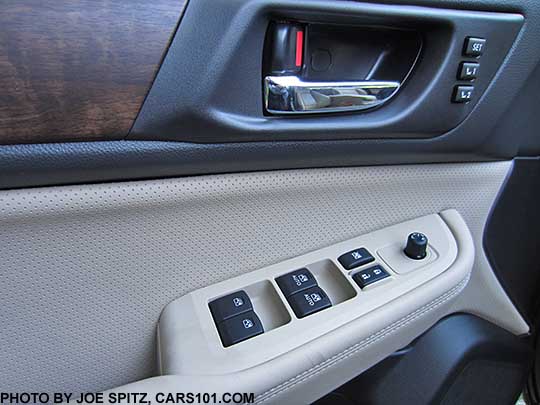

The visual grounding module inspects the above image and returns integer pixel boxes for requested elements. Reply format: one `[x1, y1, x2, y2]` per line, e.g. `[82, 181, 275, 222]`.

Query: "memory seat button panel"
[452, 36, 486, 102]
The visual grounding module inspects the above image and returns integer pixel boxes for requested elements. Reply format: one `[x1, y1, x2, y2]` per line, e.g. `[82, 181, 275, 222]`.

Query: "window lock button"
[209, 290, 252, 323]
[216, 311, 264, 347]
[338, 247, 375, 270]
[287, 286, 332, 318]
[276, 268, 317, 297]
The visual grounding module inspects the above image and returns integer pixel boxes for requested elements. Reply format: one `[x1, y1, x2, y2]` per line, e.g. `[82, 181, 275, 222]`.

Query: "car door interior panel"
[159, 210, 469, 374]
[2, 0, 540, 190]
[2, 0, 540, 404]
[0, 162, 528, 396]
[315, 314, 534, 404]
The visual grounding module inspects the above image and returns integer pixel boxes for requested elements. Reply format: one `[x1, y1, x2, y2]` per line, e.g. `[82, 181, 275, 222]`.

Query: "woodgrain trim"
[0, 0, 187, 144]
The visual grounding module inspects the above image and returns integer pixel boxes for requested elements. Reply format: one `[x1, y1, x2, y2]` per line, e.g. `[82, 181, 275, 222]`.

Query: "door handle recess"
[264, 75, 401, 114]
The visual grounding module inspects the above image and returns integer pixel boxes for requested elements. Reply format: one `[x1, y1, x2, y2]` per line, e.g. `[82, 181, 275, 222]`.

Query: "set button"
[463, 37, 486, 57]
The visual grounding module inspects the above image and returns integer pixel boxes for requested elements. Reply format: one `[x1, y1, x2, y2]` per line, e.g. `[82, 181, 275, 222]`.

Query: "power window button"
[209, 290, 252, 323]
[276, 268, 317, 297]
[287, 286, 332, 318]
[216, 311, 264, 347]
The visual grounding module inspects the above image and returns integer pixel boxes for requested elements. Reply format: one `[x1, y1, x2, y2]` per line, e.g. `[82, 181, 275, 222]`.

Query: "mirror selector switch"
[287, 286, 332, 318]
[404, 232, 428, 260]
[353, 265, 390, 288]
[216, 311, 264, 347]
[338, 248, 375, 270]
[209, 290, 252, 323]
[276, 268, 317, 297]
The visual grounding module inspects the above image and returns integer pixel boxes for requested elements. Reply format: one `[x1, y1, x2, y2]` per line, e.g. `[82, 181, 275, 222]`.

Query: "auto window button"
[275, 268, 317, 297]
[209, 290, 252, 323]
[287, 286, 332, 318]
[338, 247, 375, 270]
[216, 311, 264, 347]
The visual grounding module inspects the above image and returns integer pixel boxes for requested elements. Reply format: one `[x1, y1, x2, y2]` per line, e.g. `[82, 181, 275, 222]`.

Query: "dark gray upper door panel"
[130, 0, 523, 143]
[1, 0, 540, 189]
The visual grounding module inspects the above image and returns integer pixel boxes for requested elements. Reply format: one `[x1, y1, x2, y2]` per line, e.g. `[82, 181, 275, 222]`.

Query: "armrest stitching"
[255, 275, 469, 403]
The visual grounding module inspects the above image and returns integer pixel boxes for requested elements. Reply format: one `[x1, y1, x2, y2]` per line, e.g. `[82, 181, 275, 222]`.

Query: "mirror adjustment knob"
[404, 232, 428, 260]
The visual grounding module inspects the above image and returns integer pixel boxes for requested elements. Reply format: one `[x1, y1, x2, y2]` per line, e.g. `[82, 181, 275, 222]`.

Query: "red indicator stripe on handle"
[295, 29, 304, 67]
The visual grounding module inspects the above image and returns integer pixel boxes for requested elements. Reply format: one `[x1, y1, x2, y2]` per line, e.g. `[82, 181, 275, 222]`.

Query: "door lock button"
[353, 265, 390, 289]
[209, 290, 252, 323]
[276, 268, 317, 297]
[338, 247, 375, 270]
[216, 311, 264, 347]
[287, 286, 332, 318]
[458, 62, 480, 81]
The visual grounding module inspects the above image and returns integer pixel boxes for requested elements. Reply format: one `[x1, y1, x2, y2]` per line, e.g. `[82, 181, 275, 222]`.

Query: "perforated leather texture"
[0, 162, 520, 394]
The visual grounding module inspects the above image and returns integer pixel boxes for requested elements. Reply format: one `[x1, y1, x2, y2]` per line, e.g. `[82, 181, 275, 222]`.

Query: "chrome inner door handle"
[264, 76, 401, 114]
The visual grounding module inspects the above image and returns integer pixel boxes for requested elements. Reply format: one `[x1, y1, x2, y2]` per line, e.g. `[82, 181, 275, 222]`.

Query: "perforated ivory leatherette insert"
[0, 161, 524, 394]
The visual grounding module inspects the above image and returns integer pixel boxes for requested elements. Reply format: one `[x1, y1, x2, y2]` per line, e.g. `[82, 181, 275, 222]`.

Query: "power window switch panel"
[209, 290, 252, 323]
[275, 268, 317, 297]
[453, 86, 474, 103]
[463, 37, 486, 57]
[216, 311, 264, 347]
[338, 247, 375, 270]
[353, 265, 390, 289]
[287, 286, 332, 318]
[458, 62, 480, 81]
